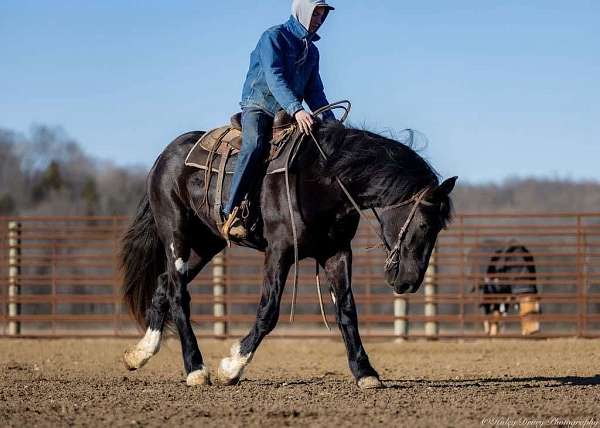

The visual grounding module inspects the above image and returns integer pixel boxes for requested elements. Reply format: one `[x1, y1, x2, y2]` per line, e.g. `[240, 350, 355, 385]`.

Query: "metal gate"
[1, 213, 598, 338]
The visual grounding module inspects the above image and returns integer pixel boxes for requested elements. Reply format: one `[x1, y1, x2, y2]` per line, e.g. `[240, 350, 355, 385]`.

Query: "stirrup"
[221, 207, 247, 241]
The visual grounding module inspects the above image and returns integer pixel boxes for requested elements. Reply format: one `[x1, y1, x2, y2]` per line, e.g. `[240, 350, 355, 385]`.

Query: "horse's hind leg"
[124, 250, 208, 371]
[123, 272, 169, 370]
[123, 230, 223, 384]
[166, 225, 226, 386]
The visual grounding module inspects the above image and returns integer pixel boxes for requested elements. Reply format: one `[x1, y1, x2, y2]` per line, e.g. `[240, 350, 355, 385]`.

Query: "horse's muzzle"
[385, 267, 422, 294]
[393, 282, 411, 294]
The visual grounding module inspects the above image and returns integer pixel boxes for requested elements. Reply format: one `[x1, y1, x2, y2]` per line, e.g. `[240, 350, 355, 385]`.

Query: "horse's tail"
[120, 191, 165, 329]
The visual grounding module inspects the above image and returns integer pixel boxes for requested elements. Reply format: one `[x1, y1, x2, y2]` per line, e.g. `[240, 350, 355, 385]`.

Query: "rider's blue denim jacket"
[240, 16, 334, 120]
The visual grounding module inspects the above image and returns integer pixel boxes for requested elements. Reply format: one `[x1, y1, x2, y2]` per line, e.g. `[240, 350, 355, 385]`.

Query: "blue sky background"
[1, 0, 598, 182]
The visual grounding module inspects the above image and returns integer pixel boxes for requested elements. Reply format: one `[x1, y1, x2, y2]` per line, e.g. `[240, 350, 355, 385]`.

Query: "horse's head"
[382, 177, 457, 294]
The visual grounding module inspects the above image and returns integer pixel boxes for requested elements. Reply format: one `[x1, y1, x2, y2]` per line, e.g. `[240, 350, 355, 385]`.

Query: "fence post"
[576, 215, 585, 337]
[393, 295, 408, 340]
[213, 250, 227, 337]
[8, 221, 21, 336]
[424, 249, 438, 337]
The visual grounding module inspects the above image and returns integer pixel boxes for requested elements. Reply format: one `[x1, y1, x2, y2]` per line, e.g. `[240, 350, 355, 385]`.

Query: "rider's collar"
[285, 16, 321, 42]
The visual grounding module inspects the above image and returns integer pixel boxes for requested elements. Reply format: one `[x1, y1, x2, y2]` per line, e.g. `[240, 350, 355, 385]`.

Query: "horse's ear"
[431, 176, 458, 199]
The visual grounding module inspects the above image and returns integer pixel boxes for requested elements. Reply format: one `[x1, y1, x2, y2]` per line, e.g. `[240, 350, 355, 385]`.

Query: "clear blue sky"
[1, 1, 598, 182]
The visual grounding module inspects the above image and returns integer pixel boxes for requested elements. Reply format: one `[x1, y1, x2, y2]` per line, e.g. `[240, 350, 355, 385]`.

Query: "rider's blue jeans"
[224, 106, 273, 216]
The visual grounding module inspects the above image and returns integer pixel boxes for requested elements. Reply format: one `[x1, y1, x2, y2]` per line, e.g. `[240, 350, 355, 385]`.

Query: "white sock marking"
[218, 342, 253, 382]
[124, 328, 162, 370]
[138, 328, 161, 355]
[186, 365, 211, 386]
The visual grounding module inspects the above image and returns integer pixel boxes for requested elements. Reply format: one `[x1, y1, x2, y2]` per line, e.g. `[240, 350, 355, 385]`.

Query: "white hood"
[292, 0, 334, 32]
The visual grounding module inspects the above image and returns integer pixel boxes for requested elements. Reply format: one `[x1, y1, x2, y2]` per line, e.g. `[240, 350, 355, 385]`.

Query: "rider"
[222, 0, 336, 239]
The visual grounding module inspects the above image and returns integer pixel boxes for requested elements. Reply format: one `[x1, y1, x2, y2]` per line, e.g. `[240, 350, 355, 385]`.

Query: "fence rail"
[1, 213, 599, 338]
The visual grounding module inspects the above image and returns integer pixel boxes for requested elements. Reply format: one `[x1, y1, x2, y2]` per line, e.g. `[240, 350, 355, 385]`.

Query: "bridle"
[379, 188, 435, 271]
[312, 102, 439, 268]
[324, 176, 436, 272]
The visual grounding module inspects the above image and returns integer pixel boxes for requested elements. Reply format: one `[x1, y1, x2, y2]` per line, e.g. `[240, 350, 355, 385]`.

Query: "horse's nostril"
[394, 283, 411, 294]
[385, 269, 399, 287]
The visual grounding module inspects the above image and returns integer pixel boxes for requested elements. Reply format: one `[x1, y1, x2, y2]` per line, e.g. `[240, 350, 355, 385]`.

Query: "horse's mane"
[316, 121, 440, 207]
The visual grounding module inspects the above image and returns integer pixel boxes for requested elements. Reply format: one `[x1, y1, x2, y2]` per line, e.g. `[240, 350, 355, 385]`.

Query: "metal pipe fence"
[1, 213, 598, 338]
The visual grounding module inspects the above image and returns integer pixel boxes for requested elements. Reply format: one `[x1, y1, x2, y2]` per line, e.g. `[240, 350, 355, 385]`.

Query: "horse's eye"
[419, 223, 428, 231]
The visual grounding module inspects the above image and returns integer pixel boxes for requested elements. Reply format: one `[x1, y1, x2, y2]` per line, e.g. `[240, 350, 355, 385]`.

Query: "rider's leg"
[223, 107, 273, 219]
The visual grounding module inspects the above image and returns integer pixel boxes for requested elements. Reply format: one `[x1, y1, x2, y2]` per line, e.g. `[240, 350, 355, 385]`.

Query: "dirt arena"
[1, 338, 599, 427]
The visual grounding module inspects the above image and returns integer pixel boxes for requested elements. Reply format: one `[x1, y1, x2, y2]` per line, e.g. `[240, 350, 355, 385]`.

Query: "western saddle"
[184, 110, 297, 229]
[195, 110, 295, 155]
[230, 110, 295, 138]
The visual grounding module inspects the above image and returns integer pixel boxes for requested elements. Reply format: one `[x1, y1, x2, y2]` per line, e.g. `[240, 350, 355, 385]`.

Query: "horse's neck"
[310, 132, 426, 210]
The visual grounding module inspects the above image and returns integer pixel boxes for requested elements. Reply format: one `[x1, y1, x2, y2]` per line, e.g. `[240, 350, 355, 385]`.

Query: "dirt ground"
[1, 338, 599, 427]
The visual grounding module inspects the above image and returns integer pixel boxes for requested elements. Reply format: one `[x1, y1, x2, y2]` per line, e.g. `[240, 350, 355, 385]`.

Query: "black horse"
[470, 241, 539, 335]
[120, 120, 456, 389]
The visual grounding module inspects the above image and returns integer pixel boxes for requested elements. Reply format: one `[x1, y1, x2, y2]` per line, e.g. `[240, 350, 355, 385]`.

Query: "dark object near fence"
[470, 241, 540, 336]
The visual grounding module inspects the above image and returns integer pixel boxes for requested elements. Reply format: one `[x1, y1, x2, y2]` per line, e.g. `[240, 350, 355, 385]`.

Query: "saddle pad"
[185, 126, 241, 169]
[185, 125, 299, 173]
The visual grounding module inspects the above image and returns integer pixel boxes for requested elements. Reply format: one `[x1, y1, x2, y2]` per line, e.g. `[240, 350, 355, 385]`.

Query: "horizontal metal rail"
[1, 213, 599, 339]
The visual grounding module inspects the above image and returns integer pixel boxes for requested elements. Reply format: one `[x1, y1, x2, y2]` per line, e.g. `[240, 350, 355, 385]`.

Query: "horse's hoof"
[123, 347, 151, 371]
[216, 357, 243, 386]
[216, 342, 253, 386]
[123, 329, 161, 371]
[216, 368, 241, 386]
[186, 366, 211, 386]
[358, 376, 384, 389]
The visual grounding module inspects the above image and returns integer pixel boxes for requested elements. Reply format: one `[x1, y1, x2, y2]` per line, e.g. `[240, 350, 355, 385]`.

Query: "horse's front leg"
[217, 246, 291, 385]
[322, 247, 383, 389]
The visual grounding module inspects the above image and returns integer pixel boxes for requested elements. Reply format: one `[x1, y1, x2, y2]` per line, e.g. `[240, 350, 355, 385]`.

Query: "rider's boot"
[221, 207, 247, 240]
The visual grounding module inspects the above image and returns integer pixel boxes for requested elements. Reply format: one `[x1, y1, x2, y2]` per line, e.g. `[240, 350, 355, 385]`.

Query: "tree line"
[1, 125, 598, 217]
[0, 126, 146, 217]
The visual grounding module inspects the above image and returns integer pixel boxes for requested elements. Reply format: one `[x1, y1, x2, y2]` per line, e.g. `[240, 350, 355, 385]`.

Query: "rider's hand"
[294, 110, 314, 135]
